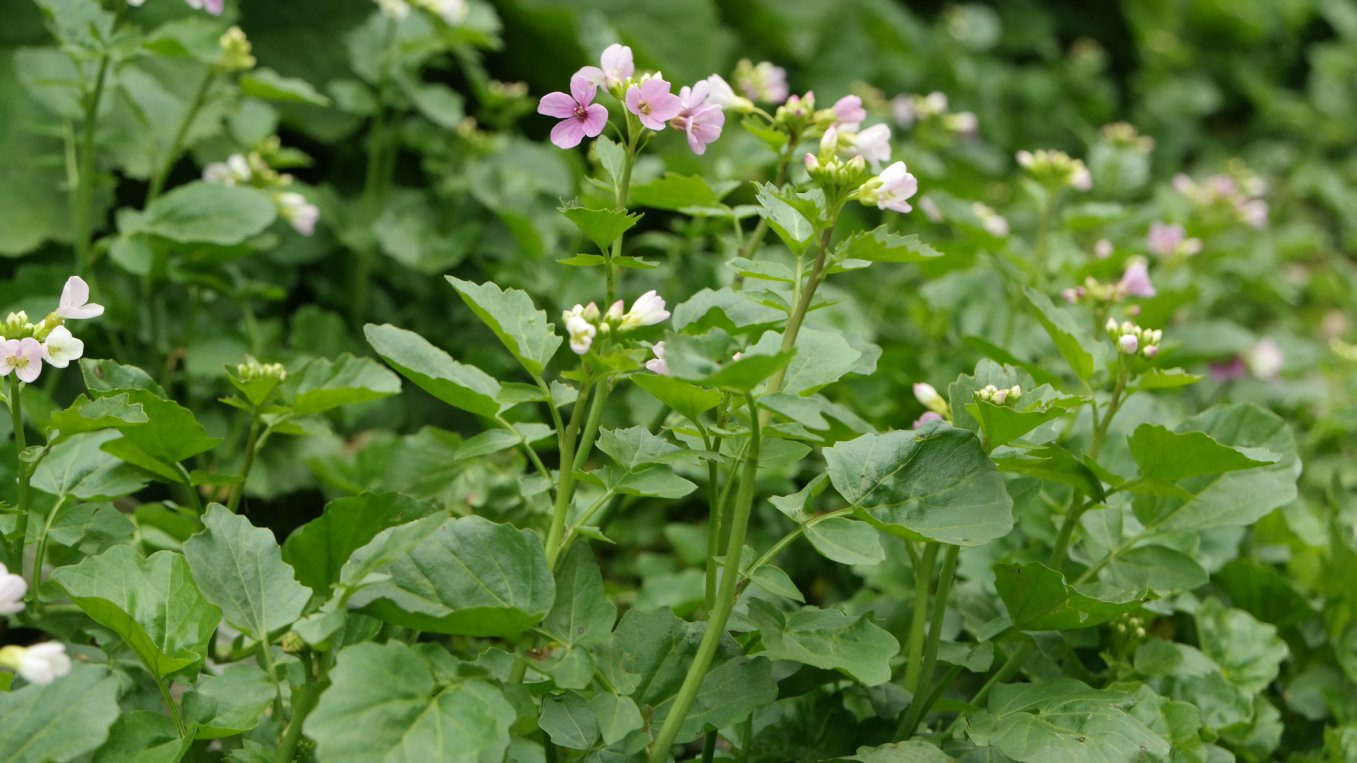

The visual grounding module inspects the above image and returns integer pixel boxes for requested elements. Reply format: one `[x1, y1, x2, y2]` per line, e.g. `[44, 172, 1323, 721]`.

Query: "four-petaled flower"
[860, 161, 918, 214]
[671, 82, 725, 155]
[851, 123, 892, 166]
[625, 77, 682, 131]
[0, 562, 25, 616]
[59, 276, 104, 320]
[40, 326, 84, 369]
[0, 338, 43, 384]
[578, 44, 635, 91]
[833, 95, 866, 130]
[1118, 260, 1156, 298]
[15, 643, 71, 685]
[539, 74, 608, 149]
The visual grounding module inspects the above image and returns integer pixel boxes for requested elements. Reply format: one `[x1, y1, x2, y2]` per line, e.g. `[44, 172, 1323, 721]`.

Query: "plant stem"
[571, 381, 610, 474]
[1030, 192, 1058, 292]
[227, 416, 261, 513]
[1048, 495, 1089, 569]
[260, 641, 285, 722]
[544, 382, 593, 568]
[903, 542, 939, 697]
[350, 16, 399, 328]
[896, 544, 959, 739]
[7, 379, 30, 575]
[276, 650, 323, 763]
[606, 133, 637, 306]
[153, 673, 188, 737]
[646, 393, 761, 763]
[72, 44, 115, 274]
[1090, 356, 1129, 460]
[27, 496, 70, 611]
[701, 731, 717, 763]
[146, 68, 215, 205]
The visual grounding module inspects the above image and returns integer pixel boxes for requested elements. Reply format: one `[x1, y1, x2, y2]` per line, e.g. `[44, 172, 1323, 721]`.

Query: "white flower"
[0, 338, 43, 384]
[913, 383, 946, 414]
[1246, 338, 1284, 380]
[58, 276, 104, 320]
[203, 154, 253, 186]
[40, 326, 83, 369]
[859, 161, 918, 214]
[852, 124, 892, 166]
[0, 562, 26, 616]
[704, 74, 751, 112]
[566, 315, 596, 355]
[618, 291, 670, 331]
[645, 342, 669, 376]
[15, 643, 71, 685]
[277, 192, 319, 237]
[414, 0, 466, 25]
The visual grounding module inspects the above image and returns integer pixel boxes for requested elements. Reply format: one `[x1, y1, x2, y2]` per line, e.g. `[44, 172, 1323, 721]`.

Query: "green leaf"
[1128, 424, 1277, 484]
[285, 354, 402, 416]
[283, 492, 440, 595]
[123, 182, 277, 246]
[542, 543, 617, 647]
[748, 600, 899, 685]
[662, 330, 794, 393]
[966, 679, 1169, 762]
[182, 664, 275, 739]
[631, 374, 722, 423]
[1023, 287, 1096, 380]
[80, 358, 166, 398]
[1133, 368, 1202, 391]
[305, 641, 515, 763]
[53, 546, 222, 678]
[838, 226, 943, 264]
[47, 393, 148, 440]
[240, 68, 332, 106]
[183, 504, 311, 642]
[101, 390, 220, 480]
[446, 277, 563, 378]
[596, 426, 681, 470]
[778, 328, 863, 396]
[1195, 599, 1288, 694]
[454, 424, 552, 461]
[0, 664, 120, 763]
[993, 562, 1141, 631]
[804, 517, 885, 566]
[755, 182, 815, 253]
[93, 710, 193, 763]
[671, 287, 785, 334]
[837, 740, 956, 761]
[590, 693, 644, 747]
[993, 445, 1107, 501]
[347, 515, 554, 638]
[539, 693, 600, 750]
[594, 135, 625, 187]
[967, 392, 1079, 450]
[32, 430, 149, 501]
[824, 425, 1014, 547]
[560, 204, 641, 251]
[1100, 545, 1208, 595]
[365, 323, 502, 417]
[629, 173, 724, 211]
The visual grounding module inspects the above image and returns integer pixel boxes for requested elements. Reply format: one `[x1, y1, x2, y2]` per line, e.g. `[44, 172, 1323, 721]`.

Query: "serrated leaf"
[446, 277, 563, 378]
[183, 504, 311, 642]
[631, 374, 722, 423]
[824, 424, 1013, 547]
[993, 562, 1141, 631]
[543, 543, 616, 647]
[748, 600, 899, 685]
[1024, 287, 1096, 380]
[364, 323, 501, 417]
[32, 430, 149, 501]
[1128, 424, 1277, 484]
[182, 664, 275, 739]
[47, 393, 148, 440]
[755, 182, 815, 253]
[0, 664, 119, 763]
[560, 204, 641, 251]
[285, 354, 401, 415]
[838, 226, 943, 263]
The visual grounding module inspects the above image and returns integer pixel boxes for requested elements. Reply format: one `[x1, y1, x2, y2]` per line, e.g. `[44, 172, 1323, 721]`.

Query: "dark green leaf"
[560, 204, 641, 251]
[446, 277, 563, 378]
[365, 323, 502, 417]
[838, 226, 943, 264]
[123, 182, 277, 246]
[804, 517, 885, 566]
[283, 492, 440, 595]
[0, 664, 119, 763]
[993, 562, 1141, 631]
[748, 600, 899, 685]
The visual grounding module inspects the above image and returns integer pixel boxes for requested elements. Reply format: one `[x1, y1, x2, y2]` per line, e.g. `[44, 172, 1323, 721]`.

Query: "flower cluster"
[976, 384, 1022, 406]
[0, 277, 102, 385]
[1172, 166, 1268, 229]
[374, 0, 468, 25]
[216, 26, 256, 73]
[0, 643, 72, 686]
[561, 290, 670, 356]
[0, 561, 24, 616]
[1106, 318, 1163, 358]
[1146, 222, 1202, 258]
[732, 59, 789, 105]
[128, 0, 223, 16]
[235, 357, 288, 382]
[1099, 122, 1155, 154]
[538, 45, 727, 155]
[1063, 258, 1157, 304]
[1016, 149, 1092, 192]
[891, 91, 977, 136]
[203, 144, 319, 236]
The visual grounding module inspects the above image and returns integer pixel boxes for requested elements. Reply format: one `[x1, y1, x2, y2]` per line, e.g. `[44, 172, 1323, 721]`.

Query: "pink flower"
[539, 74, 609, 149]
[672, 82, 726, 155]
[58, 276, 103, 319]
[1118, 261, 1156, 298]
[912, 411, 943, 429]
[1209, 357, 1246, 382]
[862, 161, 918, 214]
[625, 77, 682, 131]
[0, 338, 43, 384]
[1118, 334, 1139, 355]
[734, 60, 788, 104]
[1147, 222, 1184, 257]
[577, 44, 634, 90]
[851, 124, 891, 166]
[1240, 199, 1268, 229]
[645, 342, 669, 376]
[185, 0, 224, 14]
[832, 95, 866, 130]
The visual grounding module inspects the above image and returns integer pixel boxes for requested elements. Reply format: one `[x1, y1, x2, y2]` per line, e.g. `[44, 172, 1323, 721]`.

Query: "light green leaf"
[93, 710, 192, 763]
[0, 664, 119, 763]
[100, 390, 220, 480]
[778, 328, 863, 396]
[47, 393, 148, 441]
[965, 679, 1170, 762]
[1128, 424, 1277, 484]
[671, 287, 784, 334]
[346, 515, 554, 638]
[748, 600, 899, 686]
[53, 546, 221, 679]
[305, 641, 515, 763]
[596, 426, 681, 470]
[365, 323, 502, 417]
[824, 425, 1014, 547]
[993, 562, 1141, 631]
[446, 277, 563, 378]
[283, 492, 440, 595]
[542, 543, 616, 647]
[1024, 287, 1096, 380]
[1196, 599, 1288, 694]
[183, 504, 311, 642]
[539, 693, 600, 750]
[804, 517, 885, 566]
[629, 173, 725, 211]
[286, 354, 402, 416]
[560, 204, 641, 251]
[837, 740, 956, 761]
[838, 226, 943, 264]
[182, 664, 274, 739]
[1099, 545, 1208, 595]
[755, 182, 815, 253]
[122, 182, 277, 246]
[594, 135, 625, 187]
[661, 330, 794, 393]
[240, 68, 331, 106]
[32, 430, 149, 501]
[631, 374, 722, 423]
[1133, 368, 1202, 391]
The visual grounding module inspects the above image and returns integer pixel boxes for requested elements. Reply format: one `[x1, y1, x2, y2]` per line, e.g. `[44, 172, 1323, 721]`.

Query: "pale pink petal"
[581, 104, 608, 137]
[600, 44, 634, 81]
[576, 66, 606, 87]
[551, 119, 586, 149]
[538, 91, 579, 119]
[570, 74, 596, 107]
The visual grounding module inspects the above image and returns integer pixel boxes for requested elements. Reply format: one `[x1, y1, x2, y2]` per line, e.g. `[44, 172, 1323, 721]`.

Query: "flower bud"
[913, 383, 949, 415]
[1119, 334, 1139, 354]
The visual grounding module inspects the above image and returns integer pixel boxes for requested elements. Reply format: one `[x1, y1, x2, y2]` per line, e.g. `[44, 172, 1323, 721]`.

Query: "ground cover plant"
[2, 0, 1356, 761]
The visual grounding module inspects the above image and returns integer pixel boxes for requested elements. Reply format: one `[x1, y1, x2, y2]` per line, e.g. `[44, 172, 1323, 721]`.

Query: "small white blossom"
[618, 291, 670, 331]
[16, 643, 71, 685]
[645, 342, 670, 376]
[0, 562, 26, 616]
[58, 276, 104, 320]
[41, 325, 83, 369]
[566, 315, 596, 355]
[851, 124, 892, 166]
[277, 192, 320, 237]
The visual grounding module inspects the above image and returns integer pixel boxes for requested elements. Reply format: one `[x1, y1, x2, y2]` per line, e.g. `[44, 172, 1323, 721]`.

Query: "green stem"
[176, 464, 204, 515]
[571, 381, 610, 474]
[496, 415, 552, 484]
[903, 543, 939, 697]
[26, 496, 70, 610]
[227, 416, 261, 513]
[351, 16, 399, 328]
[146, 69, 215, 205]
[7, 378, 30, 575]
[1030, 192, 1058, 292]
[1048, 495, 1089, 568]
[606, 127, 638, 306]
[276, 650, 324, 763]
[896, 544, 959, 739]
[1090, 356, 1129, 460]
[732, 148, 792, 271]
[153, 673, 188, 737]
[72, 41, 115, 274]
[646, 393, 761, 763]
[765, 225, 835, 394]
[260, 641, 285, 723]
[544, 382, 593, 568]
[701, 428, 722, 610]
[701, 731, 717, 763]
[742, 508, 854, 584]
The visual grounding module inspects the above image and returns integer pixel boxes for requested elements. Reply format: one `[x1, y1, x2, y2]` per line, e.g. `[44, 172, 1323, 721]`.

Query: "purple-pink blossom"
[1118, 261, 1156, 298]
[912, 411, 943, 429]
[0, 338, 43, 384]
[864, 161, 918, 214]
[539, 74, 608, 149]
[185, 0, 224, 14]
[625, 77, 682, 131]
[672, 82, 725, 155]
[577, 44, 634, 90]
[833, 95, 866, 130]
